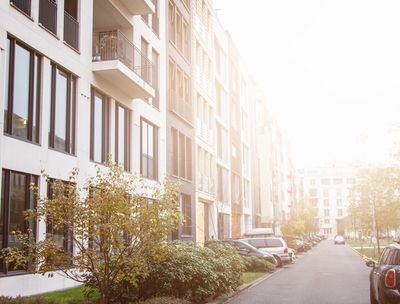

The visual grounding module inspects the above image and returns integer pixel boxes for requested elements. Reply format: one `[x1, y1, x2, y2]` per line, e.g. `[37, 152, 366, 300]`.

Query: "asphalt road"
[227, 240, 371, 304]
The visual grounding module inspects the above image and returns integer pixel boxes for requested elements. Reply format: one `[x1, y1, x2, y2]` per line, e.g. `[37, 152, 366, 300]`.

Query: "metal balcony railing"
[92, 30, 153, 86]
[64, 11, 79, 50]
[10, 0, 31, 16]
[169, 90, 193, 123]
[39, 0, 57, 35]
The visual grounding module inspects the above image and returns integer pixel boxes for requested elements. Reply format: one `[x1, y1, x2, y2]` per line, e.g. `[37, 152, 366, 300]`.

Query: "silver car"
[240, 237, 291, 267]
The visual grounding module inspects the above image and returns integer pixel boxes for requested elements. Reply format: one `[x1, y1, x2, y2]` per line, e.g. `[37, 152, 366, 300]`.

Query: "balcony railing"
[93, 30, 153, 86]
[39, 0, 57, 35]
[64, 11, 79, 50]
[169, 90, 193, 123]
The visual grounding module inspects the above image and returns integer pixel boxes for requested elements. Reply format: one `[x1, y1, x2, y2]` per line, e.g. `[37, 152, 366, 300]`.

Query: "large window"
[181, 194, 192, 236]
[10, 0, 31, 16]
[171, 128, 192, 180]
[141, 119, 158, 180]
[47, 179, 73, 255]
[90, 88, 109, 163]
[49, 64, 76, 154]
[1, 169, 37, 274]
[115, 104, 131, 171]
[4, 37, 41, 143]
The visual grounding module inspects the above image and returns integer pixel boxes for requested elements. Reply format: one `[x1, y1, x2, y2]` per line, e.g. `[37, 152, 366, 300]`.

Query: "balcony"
[169, 90, 193, 123]
[92, 30, 154, 99]
[119, 0, 155, 15]
[10, 0, 31, 16]
[64, 11, 79, 50]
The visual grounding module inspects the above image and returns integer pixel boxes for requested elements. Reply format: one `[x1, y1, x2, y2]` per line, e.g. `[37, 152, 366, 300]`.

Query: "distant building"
[298, 166, 358, 236]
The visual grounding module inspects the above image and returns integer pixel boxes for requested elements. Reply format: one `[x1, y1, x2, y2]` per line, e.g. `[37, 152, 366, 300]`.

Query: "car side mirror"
[366, 260, 375, 268]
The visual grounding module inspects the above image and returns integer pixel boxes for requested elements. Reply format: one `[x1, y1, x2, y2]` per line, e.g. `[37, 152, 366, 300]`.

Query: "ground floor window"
[0, 169, 37, 274]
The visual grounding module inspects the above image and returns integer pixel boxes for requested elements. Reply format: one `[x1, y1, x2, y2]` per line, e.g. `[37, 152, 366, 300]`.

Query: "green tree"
[348, 167, 400, 253]
[1, 161, 181, 304]
[282, 198, 318, 237]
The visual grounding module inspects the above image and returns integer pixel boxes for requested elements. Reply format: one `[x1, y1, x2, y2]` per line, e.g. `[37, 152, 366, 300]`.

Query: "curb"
[208, 251, 309, 304]
[207, 268, 283, 304]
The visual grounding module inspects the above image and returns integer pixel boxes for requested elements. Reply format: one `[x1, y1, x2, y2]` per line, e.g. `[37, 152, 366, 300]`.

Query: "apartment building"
[166, 0, 195, 241]
[298, 166, 358, 236]
[192, 0, 218, 243]
[0, 0, 166, 297]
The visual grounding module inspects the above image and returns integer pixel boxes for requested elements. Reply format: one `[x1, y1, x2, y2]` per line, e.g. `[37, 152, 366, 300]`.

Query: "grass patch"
[35, 286, 99, 303]
[241, 272, 266, 285]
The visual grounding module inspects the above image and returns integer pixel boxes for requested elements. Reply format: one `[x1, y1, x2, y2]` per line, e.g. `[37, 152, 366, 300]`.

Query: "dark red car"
[366, 243, 400, 304]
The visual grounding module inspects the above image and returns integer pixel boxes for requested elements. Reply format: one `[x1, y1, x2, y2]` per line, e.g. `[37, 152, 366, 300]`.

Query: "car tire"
[370, 284, 378, 304]
[274, 255, 283, 268]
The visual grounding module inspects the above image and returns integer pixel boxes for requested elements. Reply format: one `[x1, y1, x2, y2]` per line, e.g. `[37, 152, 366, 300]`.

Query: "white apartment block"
[299, 166, 358, 236]
[0, 0, 166, 297]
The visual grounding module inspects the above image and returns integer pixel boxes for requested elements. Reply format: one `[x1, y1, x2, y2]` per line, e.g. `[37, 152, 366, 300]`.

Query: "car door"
[372, 248, 390, 297]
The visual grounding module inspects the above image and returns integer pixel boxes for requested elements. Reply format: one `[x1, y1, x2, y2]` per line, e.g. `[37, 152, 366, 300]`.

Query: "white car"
[240, 237, 291, 267]
[334, 235, 345, 245]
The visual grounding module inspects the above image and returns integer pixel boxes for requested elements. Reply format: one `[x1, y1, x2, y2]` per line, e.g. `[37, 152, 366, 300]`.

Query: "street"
[228, 240, 371, 304]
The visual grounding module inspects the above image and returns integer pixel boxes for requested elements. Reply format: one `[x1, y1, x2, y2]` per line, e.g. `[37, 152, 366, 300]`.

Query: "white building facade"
[0, 0, 166, 296]
[299, 166, 358, 236]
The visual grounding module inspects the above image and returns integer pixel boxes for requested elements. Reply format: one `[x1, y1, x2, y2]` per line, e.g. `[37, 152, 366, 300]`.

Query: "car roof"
[387, 242, 400, 250]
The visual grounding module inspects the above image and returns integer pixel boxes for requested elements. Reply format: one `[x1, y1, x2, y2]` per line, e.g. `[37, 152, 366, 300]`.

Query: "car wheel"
[370, 284, 378, 304]
[274, 255, 283, 268]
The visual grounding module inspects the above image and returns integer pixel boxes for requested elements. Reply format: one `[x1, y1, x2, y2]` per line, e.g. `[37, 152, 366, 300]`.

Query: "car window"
[386, 249, 400, 265]
[248, 239, 266, 248]
[266, 239, 284, 247]
[379, 248, 390, 265]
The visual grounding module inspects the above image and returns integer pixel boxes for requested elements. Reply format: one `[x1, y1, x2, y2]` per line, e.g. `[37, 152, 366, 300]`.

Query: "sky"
[213, 0, 400, 168]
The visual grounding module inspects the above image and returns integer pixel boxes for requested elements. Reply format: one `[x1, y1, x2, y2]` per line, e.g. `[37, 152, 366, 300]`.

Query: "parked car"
[240, 237, 291, 267]
[366, 243, 400, 304]
[244, 228, 274, 237]
[334, 235, 345, 245]
[204, 239, 277, 265]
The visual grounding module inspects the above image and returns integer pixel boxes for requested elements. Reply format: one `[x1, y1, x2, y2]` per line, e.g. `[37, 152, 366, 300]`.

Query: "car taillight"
[385, 269, 396, 289]
[284, 247, 288, 254]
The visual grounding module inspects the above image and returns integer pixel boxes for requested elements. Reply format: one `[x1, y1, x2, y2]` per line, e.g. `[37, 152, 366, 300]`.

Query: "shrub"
[136, 241, 244, 303]
[241, 256, 275, 272]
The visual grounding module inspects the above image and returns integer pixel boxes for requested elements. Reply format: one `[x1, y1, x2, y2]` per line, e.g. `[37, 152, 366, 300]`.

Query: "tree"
[348, 167, 400, 253]
[281, 198, 318, 237]
[1, 161, 181, 304]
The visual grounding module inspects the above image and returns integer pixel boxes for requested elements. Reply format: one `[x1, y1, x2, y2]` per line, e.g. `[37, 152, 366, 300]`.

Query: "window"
[4, 37, 41, 143]
[323, 199, 329, 207]
[231, 144, 237, 159]
[232, 173, 241, 203]
[243, 179, 250, 208]
[171, 128, 178, 176]
[141, 38, 149, 82]
[323, 189, 329, 197]
[141, 119, 158, 179]
[336, 189, 342, 197]
[64, 0, 80, 50]
[347, 178, 355, 184]
[310, 179, 315, 185]
[47, 179, 73, 256]
[181, 194, 192, 236]
[1, 169, 37, 274]
[39, 0, 57, 35]
[324, 219, 330, 224]
[10, 0, 31, 16]
[49, 64, 76, 154]
[168, 1, 175, 43]
[151, 50, 159, 109]
[217, 124, 228, 163]
[90, 88, 109, 163]
[218, 213, 230, 240]
[324, 209, 330, 217]
[338, 209, 343, 216]
[115, 104, 131, 171]
[336, 199, 342, 206]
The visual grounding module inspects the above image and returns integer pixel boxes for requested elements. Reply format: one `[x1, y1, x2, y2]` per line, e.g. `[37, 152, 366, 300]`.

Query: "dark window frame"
[140, 118, 158, 180]
[90, 87, 109, 164]
[10, 0, 32, 17]
[181, 194, 192, 236]
[115, 103, 131, 172]
[49, 63, 77, 155]
[4, 36, 42, 144]
[0, 169, 38, 275]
